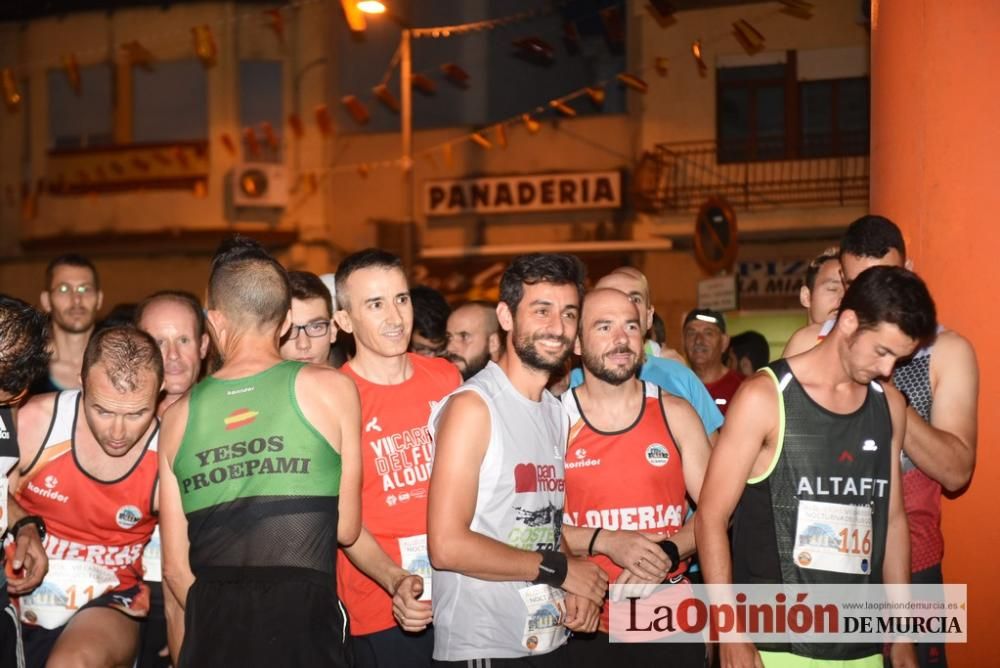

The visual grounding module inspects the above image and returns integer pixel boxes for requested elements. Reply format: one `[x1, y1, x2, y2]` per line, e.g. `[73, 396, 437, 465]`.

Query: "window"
[717, 54, 869, 163]
[717, 63, 787, 162]
[239, 60, 283, 161]
[800, 77, 869, 157]
[132, 59, 208, 143]
[47, 64, 114, 149]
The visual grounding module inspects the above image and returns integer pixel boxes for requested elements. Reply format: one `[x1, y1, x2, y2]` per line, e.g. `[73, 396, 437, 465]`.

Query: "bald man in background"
[443, 301, 502, 381]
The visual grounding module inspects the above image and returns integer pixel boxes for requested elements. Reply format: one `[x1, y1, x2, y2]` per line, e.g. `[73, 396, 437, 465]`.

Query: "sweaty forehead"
[582, 289, 637, 323]
[344, 266, 408, 299]
[140, 299, 198, 333]
[841, 250, 903, 281]
[595, 272, 647, 302]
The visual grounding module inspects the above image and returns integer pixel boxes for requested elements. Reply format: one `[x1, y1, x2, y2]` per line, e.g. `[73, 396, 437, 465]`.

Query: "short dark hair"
[82, 326, 164, 393]
[839, 266, 936, 342]
[840, 215, 906, 261]
[45, 253, 100, 290]
[134, 291, 206, 340]
[499, 253, 586, 313]
[208, 235, 290, 328]
[730, 330, 770, 372]
[410, 285, 451, 343]
[805, 247, 840, 291]
[287, 271, 333, 316]
[0, 295, 50, 397]
[335, 249, 404, 311]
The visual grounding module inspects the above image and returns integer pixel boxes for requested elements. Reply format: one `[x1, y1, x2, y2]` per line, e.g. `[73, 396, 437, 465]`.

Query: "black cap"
[684, 308, 727, 333]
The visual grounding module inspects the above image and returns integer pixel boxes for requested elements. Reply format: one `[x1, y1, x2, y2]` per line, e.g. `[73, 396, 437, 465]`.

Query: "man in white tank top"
[427, 254, 608, 667]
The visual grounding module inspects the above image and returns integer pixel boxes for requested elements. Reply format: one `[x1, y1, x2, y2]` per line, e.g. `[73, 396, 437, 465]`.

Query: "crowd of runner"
[0, 214, 977, 668]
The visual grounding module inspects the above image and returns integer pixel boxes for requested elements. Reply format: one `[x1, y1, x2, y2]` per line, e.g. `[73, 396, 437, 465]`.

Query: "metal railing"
[640, 139, 869, 213]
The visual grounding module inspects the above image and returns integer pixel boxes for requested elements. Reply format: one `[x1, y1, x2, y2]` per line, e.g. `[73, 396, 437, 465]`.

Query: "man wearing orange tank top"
[560, 289, 712, 666]
[13, 327, 163, 668]
[333, 249, 461, 668]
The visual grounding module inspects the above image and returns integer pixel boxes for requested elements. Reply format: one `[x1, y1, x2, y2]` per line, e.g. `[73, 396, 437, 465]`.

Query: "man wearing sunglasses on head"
[280, 271, 339, 367]
[32, 255, 104, 395]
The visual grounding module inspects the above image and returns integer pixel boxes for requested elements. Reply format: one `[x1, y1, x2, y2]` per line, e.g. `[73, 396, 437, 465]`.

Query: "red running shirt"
[562, 383, 689, 632]
[337, 354, 461, 636]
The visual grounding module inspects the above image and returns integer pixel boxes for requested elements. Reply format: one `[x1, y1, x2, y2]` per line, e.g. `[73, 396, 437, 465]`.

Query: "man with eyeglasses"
[31, 254, 104, 395]
[279, 271, 339, 367]
[0, 295, 51, 668]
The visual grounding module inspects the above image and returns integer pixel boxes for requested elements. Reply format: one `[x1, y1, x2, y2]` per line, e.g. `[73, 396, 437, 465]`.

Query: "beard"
[448, 348, 492, 381]
[512, 329, 572, 374]
[582, 345, 642, 385]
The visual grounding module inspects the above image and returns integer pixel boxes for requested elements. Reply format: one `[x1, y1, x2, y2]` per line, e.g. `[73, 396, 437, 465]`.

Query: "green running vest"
[174, 361, 342, 573]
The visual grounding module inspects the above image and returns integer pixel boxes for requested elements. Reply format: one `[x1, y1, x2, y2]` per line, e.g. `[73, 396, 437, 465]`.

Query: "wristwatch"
[11, 515, 46, 542]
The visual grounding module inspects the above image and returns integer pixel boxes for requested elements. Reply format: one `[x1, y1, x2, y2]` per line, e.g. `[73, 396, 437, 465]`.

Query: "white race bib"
[19, 559, 120, 629]
[142, 526, 162, 583]
[398, 534, 431, 601]
[793, 499, 874, 575]
[517, 584, 567, 653]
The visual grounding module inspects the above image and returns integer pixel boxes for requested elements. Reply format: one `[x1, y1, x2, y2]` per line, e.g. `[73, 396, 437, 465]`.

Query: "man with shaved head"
[570, 267, 723, 442]
[14, 326, 164, 668]
[158, 235, 362, 667]
[560, 289, 711, 665]
[444, 301, 502, 380]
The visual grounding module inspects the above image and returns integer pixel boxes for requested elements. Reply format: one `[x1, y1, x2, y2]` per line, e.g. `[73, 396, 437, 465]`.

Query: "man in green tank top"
[157, 236, 362, 667]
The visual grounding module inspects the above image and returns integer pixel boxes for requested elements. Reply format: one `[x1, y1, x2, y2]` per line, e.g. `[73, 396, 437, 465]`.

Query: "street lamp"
[357, 1, 414, 226]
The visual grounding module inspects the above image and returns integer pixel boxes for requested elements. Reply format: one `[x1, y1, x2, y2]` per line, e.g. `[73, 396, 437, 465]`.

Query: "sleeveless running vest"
[429, 362, 570, 661]
[732, 360, 892, 661]
[1, 405, 19, 605]
[893, 339, 942, 572]
[15, 390, 159, 629]
[173, 361, 342, 575]
[562, 382, 689, 632]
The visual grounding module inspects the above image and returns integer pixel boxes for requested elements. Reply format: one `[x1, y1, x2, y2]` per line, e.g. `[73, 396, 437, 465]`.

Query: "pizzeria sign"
[424, 170, 621, 217]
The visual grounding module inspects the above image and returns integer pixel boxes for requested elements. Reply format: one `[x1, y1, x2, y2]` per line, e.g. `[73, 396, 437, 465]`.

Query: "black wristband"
[587, 528, 602, 556]
[658, 539, 680, 573]
[11, 515, 46, 542]
[532, 550, 568, 587]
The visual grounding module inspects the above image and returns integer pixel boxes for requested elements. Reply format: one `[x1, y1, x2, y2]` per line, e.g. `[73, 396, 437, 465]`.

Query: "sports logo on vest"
[645, 444, 670, 467]
[116, 505, 143, 529]
[514, 463, 565, 493]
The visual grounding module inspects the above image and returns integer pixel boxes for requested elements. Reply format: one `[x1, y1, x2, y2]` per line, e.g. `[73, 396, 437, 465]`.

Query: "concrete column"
[871, 1, 1000, 662]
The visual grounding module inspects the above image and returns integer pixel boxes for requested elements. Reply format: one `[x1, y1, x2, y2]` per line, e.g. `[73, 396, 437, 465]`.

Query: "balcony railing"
[637, 139, 869, 214]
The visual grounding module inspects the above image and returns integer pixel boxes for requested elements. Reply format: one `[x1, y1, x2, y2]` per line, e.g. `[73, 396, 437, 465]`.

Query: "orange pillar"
[871, 1, 1000, 663]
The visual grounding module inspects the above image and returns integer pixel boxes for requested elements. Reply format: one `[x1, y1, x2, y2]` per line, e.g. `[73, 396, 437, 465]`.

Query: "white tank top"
[428, 362, 570, 661]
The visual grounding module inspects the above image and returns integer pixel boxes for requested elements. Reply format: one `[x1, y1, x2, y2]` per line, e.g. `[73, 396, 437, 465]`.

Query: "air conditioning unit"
[232, 163, 288, 208]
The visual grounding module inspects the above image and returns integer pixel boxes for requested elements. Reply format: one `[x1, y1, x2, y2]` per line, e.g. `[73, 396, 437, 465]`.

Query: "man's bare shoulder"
[298, 364, 359, 396]
[17, 392, 58, 426]
[783, 322, 822, 357]
[438, 389, 488, 423]
[932, 329, 977, 368]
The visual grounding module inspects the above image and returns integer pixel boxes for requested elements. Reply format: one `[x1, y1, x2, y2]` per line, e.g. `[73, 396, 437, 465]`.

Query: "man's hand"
[597, 530, 669, 581]
[391, 573, 432, 633]
[562, 593, 600, 633]
[720, 641, 764, 668]
[6, 524, 47, 595]
[889, 642, 918, 668]
[561, 557, 608, 607]
[609, 568, 662, 602]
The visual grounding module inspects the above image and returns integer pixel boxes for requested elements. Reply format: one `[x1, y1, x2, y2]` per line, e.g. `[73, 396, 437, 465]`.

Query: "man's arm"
[158, 397, 195, 664]
[882, 384, 918, 668]
[428, 391, 606, 604]
[296, 367, 363, 545]
[5, 493, 47, 594]
[899, 332, 978, 491]
[782, 322, 822, 358]
[695, 375, 777, 668]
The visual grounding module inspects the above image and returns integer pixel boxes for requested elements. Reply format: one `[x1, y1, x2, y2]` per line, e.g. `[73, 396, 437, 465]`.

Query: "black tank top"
[732, 359, 893, 660]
